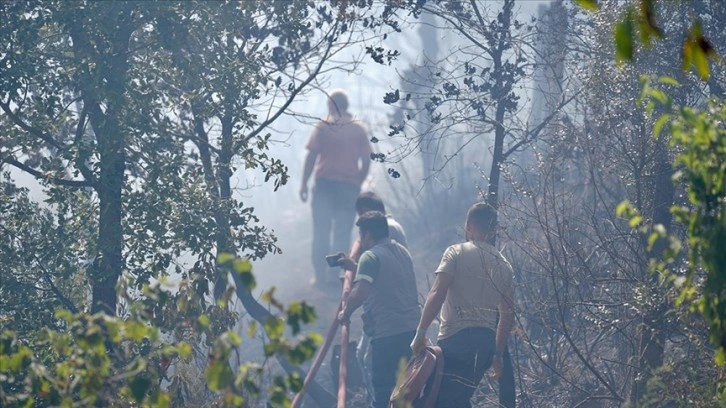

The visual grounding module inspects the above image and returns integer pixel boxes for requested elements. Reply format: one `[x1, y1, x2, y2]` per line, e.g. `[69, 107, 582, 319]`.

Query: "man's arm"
[339, 280, 371, 322]
[411, 272, 453, 353]
[349, 239, 363, 262]
[495, 288, 515, 356]
[299, 150, 318, 202]
[492, 285, 515, 380]
[337, 240, 363, 285]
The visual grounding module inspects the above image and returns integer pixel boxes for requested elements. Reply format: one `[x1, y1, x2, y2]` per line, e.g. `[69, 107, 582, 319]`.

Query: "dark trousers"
[370, 330, 415, 408]
[435, 327, 496, 408]
[311, 177, 359, 284]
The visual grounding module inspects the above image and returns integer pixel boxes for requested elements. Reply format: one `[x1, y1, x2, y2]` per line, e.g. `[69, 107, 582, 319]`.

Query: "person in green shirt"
[337, 211, 419, 408]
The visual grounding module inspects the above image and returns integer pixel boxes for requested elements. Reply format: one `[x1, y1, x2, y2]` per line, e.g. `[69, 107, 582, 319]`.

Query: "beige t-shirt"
[435, 241, 514, 340]
[306, 114, 371, 184]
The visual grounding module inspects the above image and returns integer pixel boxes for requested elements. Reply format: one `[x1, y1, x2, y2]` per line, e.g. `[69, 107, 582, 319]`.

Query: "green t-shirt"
[352, 239, 419, 339]
[354, 250, 380, 284]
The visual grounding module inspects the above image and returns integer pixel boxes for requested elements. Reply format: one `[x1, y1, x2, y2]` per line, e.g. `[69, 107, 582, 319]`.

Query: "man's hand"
[337, 308, 350, 325]
[299, 184, 308, 202]
[337, 254, 357, 272]
[410, 328, 427, 354]
[490, 353, 503, 381]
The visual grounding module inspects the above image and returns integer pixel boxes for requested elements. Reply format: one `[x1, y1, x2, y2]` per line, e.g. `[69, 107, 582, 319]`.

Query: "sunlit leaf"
[233, 258, 252, 274]
[692, 45, 710, 80]
[125, 321, 150, 342]
[716, 348, 726, 366]
[205, 360, 233, 391]
[653, 114, 671, 138]
[176, 342, 192, 359]
[629, 215, 643, 228]
[264, 316, 285, 339]
[217, 252, 235, 264]
[575, 0, 599, 12]
[657, 76, 680, 87]
[616, 200, 634, 217]
[647, 89, 668, 106]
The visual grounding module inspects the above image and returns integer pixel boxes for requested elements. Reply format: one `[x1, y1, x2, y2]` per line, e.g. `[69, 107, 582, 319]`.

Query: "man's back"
[307, 116, 369, 184]
[356, 239, 419, 340]
[436, 241, 513, 340]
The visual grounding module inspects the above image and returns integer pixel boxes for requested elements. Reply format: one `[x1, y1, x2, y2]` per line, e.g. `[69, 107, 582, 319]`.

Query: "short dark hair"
[466, 202, 497, 233]
[355, 191, 386, 214]
[356, 211, 389, 240]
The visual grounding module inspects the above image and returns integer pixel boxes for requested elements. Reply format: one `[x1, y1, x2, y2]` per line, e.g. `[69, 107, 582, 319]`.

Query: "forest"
[1, 0, 725, 407]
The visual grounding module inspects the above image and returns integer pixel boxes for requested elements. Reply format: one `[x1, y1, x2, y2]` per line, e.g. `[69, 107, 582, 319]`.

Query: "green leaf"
[264, 316, 285, 339]
[692, 44, 710, 80]
[198, 314, 210, 328]
[629, 215, 643, 228]
[575, 0, 599, 12]
[614, 12, 635, 63]
[233, 258, 253, 274]
[217, 252, 235, 264]
[653, 114, 671, 138]
[235, 269, 256, 291]
[247, 320, 258, 338]
[657, 76, 680, 87]
[205, 360, 233, 391]
[178, 342, 192, 359]
[125, 321, 150, 342]
[616, 200, 634, 217]
[647, 88, 668, 106]
[717, 348, 726, 366]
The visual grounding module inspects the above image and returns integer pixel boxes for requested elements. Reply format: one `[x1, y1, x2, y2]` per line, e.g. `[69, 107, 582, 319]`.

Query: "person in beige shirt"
[299, 89, 371, 291]
[410, 202, 515, 408]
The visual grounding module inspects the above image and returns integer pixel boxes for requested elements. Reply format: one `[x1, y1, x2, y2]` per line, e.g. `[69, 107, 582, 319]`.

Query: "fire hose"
[292, 269, 355, 408]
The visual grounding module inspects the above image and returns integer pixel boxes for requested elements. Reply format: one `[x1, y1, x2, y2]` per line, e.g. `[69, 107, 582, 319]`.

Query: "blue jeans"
[370, 330, 415, 408]
[311, 177, 359, 285]
[435, 327, 496, 408]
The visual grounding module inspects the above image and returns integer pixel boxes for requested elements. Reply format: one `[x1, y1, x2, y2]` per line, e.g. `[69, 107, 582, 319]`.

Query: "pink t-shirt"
[306, 115, 371, 184]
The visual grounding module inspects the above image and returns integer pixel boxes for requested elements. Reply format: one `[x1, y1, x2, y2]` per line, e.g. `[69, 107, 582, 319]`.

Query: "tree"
[580, 0, 726, 398]
[1, 0, 400, 405]
[497, 0, 725, 405]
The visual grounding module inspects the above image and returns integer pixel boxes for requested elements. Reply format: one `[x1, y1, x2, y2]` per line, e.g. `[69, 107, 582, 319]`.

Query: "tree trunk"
[66, 9, 133, 315]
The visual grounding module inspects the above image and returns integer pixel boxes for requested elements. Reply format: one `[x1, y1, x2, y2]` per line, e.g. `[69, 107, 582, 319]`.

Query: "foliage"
[1, 0, 392, 404]
[619, 79, 726, 365]
[0, 176, 93, 337]
[578, 0, 720, 78]
[0, 253, 321, 407]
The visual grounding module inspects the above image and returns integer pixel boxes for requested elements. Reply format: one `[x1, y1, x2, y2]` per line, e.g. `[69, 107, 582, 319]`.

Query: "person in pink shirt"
[299, 89, 372, 290]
